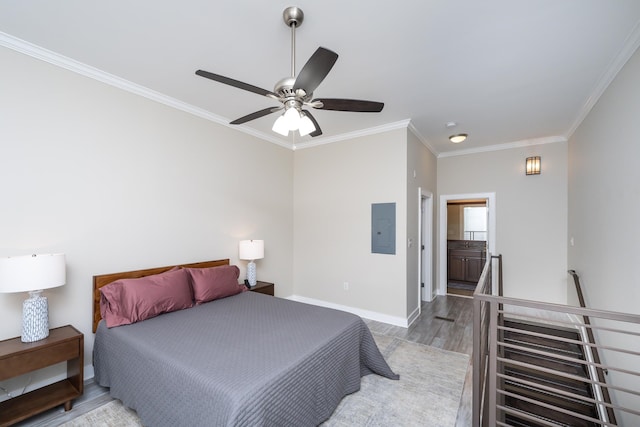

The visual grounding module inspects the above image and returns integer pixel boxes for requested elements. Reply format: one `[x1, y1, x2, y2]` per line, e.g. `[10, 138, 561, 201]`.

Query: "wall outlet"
[343, 282, 349, 291]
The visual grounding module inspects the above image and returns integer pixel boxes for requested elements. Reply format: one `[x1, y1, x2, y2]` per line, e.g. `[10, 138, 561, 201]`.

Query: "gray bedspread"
[94, 291, 398, 426]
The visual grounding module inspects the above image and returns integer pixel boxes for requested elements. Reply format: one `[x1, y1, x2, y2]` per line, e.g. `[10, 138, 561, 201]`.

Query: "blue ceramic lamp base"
[22, 290, 49, 343]
[246, 260, 257, 287]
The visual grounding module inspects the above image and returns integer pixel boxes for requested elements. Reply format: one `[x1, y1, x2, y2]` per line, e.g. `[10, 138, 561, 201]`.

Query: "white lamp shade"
[272, 115, 290, 136]
[239, 240, 264, 261]
[298, 114, 316, 137]
[0, 253, 66, 293]
[284, 107, 301, 130]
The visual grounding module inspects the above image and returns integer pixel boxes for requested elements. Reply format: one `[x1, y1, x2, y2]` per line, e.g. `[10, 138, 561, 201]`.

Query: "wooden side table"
[0, 325, 84, 426]
[249, 281, 275, 296]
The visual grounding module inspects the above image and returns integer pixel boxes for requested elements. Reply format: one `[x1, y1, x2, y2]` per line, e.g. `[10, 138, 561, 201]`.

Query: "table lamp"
[239, 240, 264, 287]
[0, 253, 66, 342]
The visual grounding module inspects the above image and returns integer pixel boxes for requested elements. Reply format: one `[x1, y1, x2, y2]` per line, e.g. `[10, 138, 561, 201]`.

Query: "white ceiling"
[2, 0, 640, 154]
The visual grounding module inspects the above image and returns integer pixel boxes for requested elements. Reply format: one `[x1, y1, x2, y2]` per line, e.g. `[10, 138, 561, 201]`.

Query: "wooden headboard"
[92, 259, 230, 333]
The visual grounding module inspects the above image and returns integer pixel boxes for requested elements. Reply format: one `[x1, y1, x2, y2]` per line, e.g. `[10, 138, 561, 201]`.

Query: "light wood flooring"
[16, 294, 474, 427]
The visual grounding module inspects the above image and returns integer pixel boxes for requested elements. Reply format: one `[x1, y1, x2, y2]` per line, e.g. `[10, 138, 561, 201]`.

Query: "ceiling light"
[449, 134, 468, 143]
[272, 115, 290, 136]
[284, 107, 301, 130]
[272, 106, 317, 137]
[298, 113, 316, 137]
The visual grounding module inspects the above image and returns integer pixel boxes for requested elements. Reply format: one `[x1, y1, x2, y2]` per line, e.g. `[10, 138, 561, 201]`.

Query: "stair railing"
[472, 254, 501, 426]
[473, 255, 640, 426]
[568, 269, 616, 425]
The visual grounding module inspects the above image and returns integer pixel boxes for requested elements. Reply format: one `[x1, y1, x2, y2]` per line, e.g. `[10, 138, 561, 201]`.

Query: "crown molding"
[293, 119, 411, 150]
[0, 32, 294, 149]
[0, 31, 409, 151]
[407, 121, 439, 157]
[0, 33, 214, 124]
[3, 29, 610, 156]
[437, 135, 567, 158]
[565, 19, 640, 139]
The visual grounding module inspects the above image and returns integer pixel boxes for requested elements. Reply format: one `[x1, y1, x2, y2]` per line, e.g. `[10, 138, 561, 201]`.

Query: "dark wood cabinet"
[0, 325, 83, 426]
[447, 240, 486, 284]
[448, 253, 466, 282]
[249, 281, 274, 296]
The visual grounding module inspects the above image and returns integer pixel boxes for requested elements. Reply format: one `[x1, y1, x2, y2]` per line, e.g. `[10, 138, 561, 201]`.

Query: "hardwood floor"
[447, 281, 476, 297]
[16, 295, 474, 426]
[14, 380, 111, 427]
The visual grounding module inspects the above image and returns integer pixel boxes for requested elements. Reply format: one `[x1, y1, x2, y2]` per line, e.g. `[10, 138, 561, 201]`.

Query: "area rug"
[59, 400, 143, 426]
[61, 334, 469, 427]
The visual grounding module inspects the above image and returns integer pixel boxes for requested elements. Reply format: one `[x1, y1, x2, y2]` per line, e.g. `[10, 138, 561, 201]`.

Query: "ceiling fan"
[195, 6, 384, 138]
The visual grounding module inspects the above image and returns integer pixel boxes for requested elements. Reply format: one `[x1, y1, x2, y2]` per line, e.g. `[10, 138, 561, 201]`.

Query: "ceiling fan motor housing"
[274, 77, 297, 98]
[274, 77, 312, 104]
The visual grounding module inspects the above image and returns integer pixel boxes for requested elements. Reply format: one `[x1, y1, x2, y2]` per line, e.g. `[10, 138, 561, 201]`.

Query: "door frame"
[438, 192, 496, 295]
[418, 189, 434, 303]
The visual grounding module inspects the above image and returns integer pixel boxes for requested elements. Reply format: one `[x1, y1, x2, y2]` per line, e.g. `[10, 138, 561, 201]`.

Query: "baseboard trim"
[407, 305, 421, 327]
[286, 295, 409, 328]
[85, 364, 95, 380]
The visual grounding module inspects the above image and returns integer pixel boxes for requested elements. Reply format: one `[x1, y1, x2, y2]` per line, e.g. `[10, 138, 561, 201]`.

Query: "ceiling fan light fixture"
[284, 107, 302, 130]
[449, 133, 468, 143]
[298, 113, 316, 137]
[272, 115, 290, 136]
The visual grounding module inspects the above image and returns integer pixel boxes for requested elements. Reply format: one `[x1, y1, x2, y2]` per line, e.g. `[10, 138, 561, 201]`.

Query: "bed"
[92, 259, 398, 426]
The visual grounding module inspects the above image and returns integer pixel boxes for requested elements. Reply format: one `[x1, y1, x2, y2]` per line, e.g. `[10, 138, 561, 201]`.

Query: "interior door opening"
[446, 200, 487, 296]
[419, 189, 433, 303]
[438, 193, 496, 297]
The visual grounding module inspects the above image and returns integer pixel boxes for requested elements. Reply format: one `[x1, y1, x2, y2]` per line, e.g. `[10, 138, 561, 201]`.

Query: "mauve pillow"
[100, 268, 193, 328]
[185, 265, 246, 304]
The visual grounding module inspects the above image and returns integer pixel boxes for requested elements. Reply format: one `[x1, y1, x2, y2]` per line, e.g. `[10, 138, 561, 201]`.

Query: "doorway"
[419, 189, 433, 303]
[438, 193, 496, 296]
[446, 200, 487, 296]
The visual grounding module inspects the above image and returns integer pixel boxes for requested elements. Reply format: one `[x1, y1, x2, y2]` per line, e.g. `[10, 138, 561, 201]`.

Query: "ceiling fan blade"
[302, 110, 323, 137]
[312, 98, 384, 113]
[293, 47, 338, 94]
[230, 107, 282, 125]
[196, 70, 277, 98]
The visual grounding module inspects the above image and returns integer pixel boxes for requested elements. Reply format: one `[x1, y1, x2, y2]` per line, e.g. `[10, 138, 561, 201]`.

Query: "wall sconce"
[526, 156, 541, 175]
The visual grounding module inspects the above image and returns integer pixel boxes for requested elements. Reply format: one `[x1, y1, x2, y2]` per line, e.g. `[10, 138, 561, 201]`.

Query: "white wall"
[406, 129, 437, 318]
[567, 47, 640, 424]
[568, 47, 640, 314]
[438, 142, 568, 303]
[0, 46, 293, 361]
[292, 129, 407, 321]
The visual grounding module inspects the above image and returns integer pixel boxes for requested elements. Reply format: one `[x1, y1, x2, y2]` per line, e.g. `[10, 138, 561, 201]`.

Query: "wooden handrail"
[568, 269, 617, 425]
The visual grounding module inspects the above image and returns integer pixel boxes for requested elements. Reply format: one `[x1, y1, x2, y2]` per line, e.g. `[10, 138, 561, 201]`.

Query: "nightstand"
[0, 325, 84, 426]
[249, 281, 274, 296]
